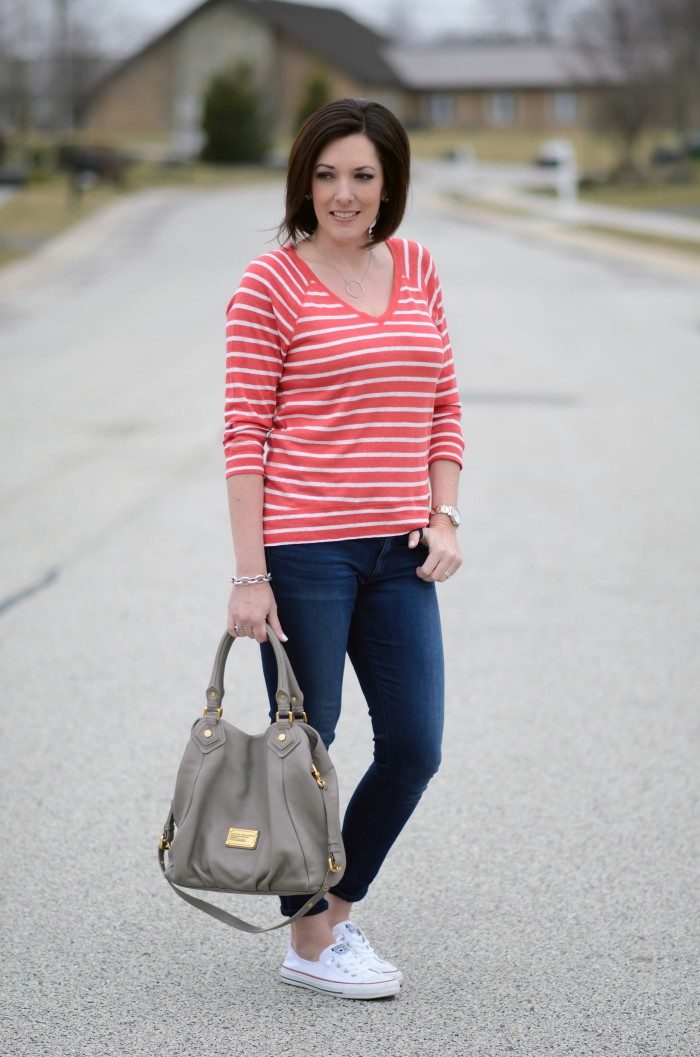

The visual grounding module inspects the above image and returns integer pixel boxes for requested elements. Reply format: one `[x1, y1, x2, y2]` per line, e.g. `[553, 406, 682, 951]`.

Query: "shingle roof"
[88, 0, 399, 104]
[256, 0, 398, 86]
[383, 43, 621, 90]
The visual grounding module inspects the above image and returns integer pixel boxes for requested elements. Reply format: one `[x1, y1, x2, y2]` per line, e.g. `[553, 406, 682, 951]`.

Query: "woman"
[224, 98, 464, 999]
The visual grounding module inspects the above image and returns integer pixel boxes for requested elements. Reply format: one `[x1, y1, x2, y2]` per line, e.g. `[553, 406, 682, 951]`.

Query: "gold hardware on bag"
[328, 856, 342, 873]
[278, 733, 286, 742]
[311, 765, 325, 789]
[203, 729, 212, 739]
[225, 828, 259, 850]
[159, 835, 171, 851]
[274, 709, 308, 724]
[202, 705, 223, 719]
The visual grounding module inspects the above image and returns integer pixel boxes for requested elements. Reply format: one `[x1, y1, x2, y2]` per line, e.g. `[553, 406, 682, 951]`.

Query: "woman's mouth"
[331, 211, 360, 219]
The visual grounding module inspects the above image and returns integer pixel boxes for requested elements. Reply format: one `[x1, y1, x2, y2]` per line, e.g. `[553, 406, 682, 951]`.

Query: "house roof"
[383, 43, 621, 90]
[89, 0, 399, 103]
[256, 0, 398, 86]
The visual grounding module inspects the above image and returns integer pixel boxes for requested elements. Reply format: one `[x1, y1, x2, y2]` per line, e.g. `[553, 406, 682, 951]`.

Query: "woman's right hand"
[227, 582, 287, 644]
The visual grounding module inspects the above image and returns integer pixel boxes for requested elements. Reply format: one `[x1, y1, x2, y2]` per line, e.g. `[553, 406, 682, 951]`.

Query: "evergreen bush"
[200, 63, 270, 163]
[294, 71, 333, 132]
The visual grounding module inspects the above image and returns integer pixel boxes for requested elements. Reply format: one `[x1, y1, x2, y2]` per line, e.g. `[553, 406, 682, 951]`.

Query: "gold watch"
[430, 504, 461, 528]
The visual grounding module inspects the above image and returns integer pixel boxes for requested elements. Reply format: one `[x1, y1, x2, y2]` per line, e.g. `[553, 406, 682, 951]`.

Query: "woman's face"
[309, 133, 384, 247]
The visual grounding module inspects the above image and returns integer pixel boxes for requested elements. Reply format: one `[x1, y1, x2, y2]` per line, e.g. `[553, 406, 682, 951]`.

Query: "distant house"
[386, 42, 621, 131]
[82, 0, 620, 148]
[83, 0, 402, 152]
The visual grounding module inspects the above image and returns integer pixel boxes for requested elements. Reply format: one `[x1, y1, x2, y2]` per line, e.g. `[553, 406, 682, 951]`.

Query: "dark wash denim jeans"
[260, 534, 445, 918]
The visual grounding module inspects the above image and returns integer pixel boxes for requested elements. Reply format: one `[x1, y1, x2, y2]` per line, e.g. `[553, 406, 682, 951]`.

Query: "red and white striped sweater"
[224, 237, 464, 546]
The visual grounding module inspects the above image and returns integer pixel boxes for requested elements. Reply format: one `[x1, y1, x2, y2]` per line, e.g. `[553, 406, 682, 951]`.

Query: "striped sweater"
[224, 237, 464, 546]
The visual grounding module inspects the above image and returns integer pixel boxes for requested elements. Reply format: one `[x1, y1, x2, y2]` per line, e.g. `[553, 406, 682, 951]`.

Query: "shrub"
[294, 70, 333, 132]
[200, 63, 270, 163]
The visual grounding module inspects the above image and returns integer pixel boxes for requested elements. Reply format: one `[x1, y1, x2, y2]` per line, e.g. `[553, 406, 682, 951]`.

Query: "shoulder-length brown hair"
[278, 98, 410, 247]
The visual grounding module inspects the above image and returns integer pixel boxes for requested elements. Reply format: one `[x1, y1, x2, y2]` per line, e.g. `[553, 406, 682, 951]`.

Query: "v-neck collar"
[287, 238, 402, 323]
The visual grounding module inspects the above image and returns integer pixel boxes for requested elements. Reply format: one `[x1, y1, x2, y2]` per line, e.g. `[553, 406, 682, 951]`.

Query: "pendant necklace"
[313, 243, 374, 298]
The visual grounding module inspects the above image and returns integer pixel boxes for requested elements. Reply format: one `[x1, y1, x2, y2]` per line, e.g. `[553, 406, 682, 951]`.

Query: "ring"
[443, 570, 451, 580]
[233, 624, 244, 634]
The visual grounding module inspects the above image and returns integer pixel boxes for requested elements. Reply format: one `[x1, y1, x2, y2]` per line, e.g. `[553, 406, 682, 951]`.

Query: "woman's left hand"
[408, 521, 463, 583]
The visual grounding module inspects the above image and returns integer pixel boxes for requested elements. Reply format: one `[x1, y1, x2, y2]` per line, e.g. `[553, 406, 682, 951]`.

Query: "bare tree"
[573, 0, 664, 175]
[650, 0, 700, 141]
[381, 1, 420, 42]
[0, 0, 125, 134]
[525, 0, 565, 41]
[0, 0, 46, 132]
[478, 0, 571, 41]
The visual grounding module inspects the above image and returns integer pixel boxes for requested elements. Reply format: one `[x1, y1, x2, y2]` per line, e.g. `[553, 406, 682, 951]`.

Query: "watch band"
[430, 504, 461, 527]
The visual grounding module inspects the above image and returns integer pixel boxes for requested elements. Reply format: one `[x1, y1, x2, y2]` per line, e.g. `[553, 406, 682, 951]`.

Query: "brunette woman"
[224, 98, 463, 999]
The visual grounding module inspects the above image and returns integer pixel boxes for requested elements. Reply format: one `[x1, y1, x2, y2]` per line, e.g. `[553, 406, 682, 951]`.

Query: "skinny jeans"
[260, 533, 445, 918]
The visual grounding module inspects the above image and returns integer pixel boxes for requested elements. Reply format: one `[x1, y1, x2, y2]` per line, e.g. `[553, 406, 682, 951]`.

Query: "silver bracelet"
[229, 573, 272, 586]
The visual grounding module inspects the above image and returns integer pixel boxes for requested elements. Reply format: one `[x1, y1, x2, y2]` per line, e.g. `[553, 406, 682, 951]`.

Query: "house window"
[486, 91, 517, 127]
[552, 91, 578, 125]
[427, 93, 455, 127]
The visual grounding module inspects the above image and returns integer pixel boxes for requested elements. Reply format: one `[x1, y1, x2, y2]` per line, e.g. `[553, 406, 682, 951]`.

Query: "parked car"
[0, 167, 28, 186]
[650, 144, 686, 166]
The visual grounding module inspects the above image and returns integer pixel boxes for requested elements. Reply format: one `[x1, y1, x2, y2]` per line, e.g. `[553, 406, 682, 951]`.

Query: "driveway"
[1, 182, 699, 1056]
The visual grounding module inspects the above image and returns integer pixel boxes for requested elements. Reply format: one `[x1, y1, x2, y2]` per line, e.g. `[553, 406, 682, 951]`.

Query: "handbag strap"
[158, 809, 334, 933]
[204, 624, 305, 720]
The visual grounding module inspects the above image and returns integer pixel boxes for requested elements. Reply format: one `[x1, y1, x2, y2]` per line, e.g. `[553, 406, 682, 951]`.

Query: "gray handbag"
[159, 625, 345, 933]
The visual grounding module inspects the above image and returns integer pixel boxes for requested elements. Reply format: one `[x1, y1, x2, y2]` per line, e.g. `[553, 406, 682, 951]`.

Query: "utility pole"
[54, 0, 71, 133]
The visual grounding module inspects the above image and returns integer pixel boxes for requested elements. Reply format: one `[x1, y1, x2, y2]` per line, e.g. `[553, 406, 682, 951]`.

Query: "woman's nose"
[334, 181, 354, 203]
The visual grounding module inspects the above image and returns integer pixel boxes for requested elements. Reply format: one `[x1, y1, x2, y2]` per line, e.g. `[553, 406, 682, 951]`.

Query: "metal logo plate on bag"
[225, 828, 259, 849]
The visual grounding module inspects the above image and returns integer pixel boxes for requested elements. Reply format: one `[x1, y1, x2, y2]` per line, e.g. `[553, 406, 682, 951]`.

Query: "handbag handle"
[204, 624, 305, 719]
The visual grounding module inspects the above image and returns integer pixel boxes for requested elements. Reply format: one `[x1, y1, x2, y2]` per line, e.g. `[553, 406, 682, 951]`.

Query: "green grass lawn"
[578, 178, 700, 213]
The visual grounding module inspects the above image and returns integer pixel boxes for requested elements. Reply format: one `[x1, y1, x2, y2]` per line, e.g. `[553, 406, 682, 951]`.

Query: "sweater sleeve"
[421, 250, 465, 468]
[223, 261, 287, 478]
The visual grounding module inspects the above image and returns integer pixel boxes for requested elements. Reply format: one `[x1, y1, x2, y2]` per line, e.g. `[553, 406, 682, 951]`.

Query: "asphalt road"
[1, 177, 699, 1057]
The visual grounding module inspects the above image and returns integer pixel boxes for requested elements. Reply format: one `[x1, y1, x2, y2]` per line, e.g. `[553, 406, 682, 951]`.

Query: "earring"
[304, 194, 310, 200]
[368, 217, 378, 238]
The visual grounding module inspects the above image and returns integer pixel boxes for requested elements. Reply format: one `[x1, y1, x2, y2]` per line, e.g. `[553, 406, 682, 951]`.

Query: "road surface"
[1, 177, 699, 1056]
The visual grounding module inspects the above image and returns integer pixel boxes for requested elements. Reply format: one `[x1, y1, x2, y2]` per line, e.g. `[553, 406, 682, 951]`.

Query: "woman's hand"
[408, 520, 462, 583]
[227, 582, 287, 643]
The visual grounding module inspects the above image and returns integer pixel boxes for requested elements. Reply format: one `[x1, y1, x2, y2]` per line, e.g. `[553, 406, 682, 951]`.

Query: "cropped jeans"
[260, 534, 445, 918]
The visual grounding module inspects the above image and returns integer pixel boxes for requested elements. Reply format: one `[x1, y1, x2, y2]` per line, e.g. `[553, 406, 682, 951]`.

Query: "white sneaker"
[280, 942, 400, 999]
[331, 921, 403, 983]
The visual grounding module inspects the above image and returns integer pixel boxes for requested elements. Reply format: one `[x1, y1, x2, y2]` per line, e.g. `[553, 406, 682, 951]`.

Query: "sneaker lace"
[346, 925, 375, 956]
[329, 944, 366, 978]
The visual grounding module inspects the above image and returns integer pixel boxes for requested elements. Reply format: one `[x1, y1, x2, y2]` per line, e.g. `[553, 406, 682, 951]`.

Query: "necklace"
[313, 243, 374, 299]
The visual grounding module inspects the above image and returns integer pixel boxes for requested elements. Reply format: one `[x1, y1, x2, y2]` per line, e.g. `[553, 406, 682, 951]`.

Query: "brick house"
[83, 0, 402, 151]
[386, 43, 619, 131]
[83, 0, 619, 147]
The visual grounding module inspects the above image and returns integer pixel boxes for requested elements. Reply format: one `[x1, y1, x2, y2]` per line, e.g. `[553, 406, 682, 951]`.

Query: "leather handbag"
[158, 625, 345, 933]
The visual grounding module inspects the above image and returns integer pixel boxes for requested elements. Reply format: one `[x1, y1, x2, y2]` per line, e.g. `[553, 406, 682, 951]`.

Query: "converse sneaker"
[331, 921, 403, 983]
[280, 942, 400, 999]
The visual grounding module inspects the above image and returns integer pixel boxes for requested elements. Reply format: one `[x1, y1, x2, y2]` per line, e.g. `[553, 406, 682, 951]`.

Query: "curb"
[431, 195, 700, 283]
